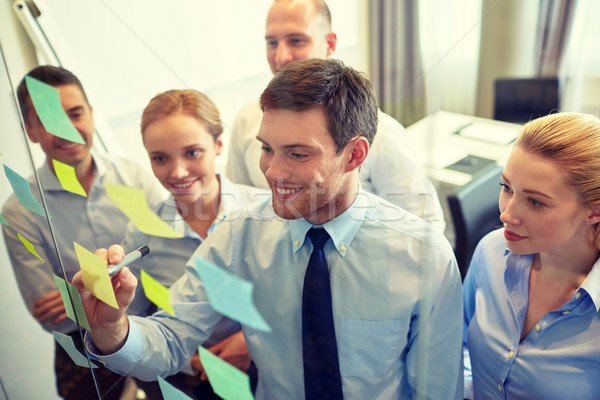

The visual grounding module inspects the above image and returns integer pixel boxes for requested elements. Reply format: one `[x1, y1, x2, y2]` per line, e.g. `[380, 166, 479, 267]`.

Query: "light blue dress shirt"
[87, 189, 463, 399]
[463, 229, 600, 399]
[124, 175, 269, 349]
[2, 152, 164, 334]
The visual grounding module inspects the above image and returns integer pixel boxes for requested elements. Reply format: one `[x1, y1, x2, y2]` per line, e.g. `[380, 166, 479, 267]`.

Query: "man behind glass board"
[2, 65, 163, 399]
[226, 0, 446, 232]
[74, 58, 463, 399]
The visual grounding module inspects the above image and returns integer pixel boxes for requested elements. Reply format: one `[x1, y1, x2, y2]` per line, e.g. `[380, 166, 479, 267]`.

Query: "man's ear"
[22, 101, 40, 143]
[25, 127, 39, 143]
[23, 115, 39, 143]
[325, 32, 337, 56]
[344, 136, 369, 173]
[88, 103, 94, 125]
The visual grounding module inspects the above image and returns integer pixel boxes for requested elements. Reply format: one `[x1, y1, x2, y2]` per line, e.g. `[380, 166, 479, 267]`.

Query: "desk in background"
[404, 111, 523, 244]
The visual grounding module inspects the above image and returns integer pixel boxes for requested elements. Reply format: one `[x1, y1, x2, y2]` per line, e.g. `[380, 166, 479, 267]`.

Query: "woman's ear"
[586, 208, 600, 225]
[344, 136, 369, 173]
[215, 136, 224, 156]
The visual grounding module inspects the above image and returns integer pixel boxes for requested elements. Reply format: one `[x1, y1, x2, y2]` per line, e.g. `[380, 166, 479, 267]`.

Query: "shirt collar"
[503, 249, 534, 290]
[157, 175, 236, 241]
[216, 175, 237, 223]
[289, 185, 370, 257]
[579, 256, 600, 311]
[503, 247, 600, 312]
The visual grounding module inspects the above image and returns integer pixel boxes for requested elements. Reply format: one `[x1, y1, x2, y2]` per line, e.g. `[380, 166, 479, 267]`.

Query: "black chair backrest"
[448, 165, 504, 279]
[494, 77, 559, 124]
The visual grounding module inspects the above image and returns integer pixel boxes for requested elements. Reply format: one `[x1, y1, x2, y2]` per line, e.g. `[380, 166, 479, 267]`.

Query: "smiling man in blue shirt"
[74, 58, 463, 399]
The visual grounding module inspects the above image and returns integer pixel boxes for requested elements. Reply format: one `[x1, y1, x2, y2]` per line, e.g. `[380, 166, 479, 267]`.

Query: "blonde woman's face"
[143, 113, 222, 208]
[498, 147, 593, 256]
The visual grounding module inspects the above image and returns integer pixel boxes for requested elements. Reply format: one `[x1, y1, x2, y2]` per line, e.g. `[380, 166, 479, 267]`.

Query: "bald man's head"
[265, 0, 337, 74]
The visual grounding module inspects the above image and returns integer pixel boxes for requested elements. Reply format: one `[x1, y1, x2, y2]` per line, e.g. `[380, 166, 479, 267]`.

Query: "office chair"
[494, 77, 559, 124]
[447, 165, 503, 279]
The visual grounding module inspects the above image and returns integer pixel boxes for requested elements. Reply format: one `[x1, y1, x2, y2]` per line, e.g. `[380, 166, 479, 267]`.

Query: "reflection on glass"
[1, 62, 163, 399]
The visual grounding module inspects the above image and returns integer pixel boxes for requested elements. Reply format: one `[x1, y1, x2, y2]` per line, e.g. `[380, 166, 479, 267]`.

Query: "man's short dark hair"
[260, 58, 378, 153]
[17, 65, 89, 126]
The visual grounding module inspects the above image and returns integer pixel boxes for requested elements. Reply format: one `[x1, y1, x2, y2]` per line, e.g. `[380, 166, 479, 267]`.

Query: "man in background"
[2, 65, 163, 399]
[227, 0, 446, 232]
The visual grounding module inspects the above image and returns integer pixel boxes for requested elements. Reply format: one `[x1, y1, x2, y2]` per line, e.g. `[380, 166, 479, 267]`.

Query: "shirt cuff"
[84, 317, 144, 377]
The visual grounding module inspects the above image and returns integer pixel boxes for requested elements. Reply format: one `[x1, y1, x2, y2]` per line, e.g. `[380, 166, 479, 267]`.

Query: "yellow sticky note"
[74, 242, 119, 309]
[17, 233, 44, 261]
[105, 183, 182, 239]
[140, 270, 174, 316]
[52, 159, 87, 197]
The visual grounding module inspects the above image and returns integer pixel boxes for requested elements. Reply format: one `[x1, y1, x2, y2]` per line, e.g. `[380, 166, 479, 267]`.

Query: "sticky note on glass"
[140, 269, 174, 316]
[53, 274, 92, 331]
[52, 331, 98, 368]
[194, 258, 271, 332]
[4, 164, 46, 217]
[157, 376, 194, 400]
[74, 242, 119, 309]
[17, 233, 44, 261]
[199, 347, 254, 400]
[0, 213, 8, 225]
[25, 76, 85, 144]
[52, 159, 86, 196]
[105, 183, 182, 239]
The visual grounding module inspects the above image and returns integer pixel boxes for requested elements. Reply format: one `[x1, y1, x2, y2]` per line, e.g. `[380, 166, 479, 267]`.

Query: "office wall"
[475, 0, 537, 119]
[0, 1, 60, 398]
[20, 0, 365, 173]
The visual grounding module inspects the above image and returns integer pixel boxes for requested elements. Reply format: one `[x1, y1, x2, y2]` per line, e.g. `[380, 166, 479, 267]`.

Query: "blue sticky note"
[25, 76, 85, 144]
[199, 347, 254, 400]
[157, 376, 193, 400]
[194, 258, 271, 333]
[3, 165, 46, 217]
[52, 331, 98, 368]
[0, 213, 8, 225]
[52, 274, 92, 332]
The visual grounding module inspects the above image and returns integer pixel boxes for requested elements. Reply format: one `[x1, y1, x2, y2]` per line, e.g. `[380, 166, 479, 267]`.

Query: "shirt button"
[535, 323, 541, 332]
[562, 310, 571, 315]
[507, 350, 514, 358]
[575, 292, 581, 299]
[294, 240, 299, 246]
[340, 245, 346, 252]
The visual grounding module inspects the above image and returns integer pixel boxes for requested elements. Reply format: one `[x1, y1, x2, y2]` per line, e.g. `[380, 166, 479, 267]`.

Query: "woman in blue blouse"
[124, 89, 267, 399]
[463, 113, 600, 399]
